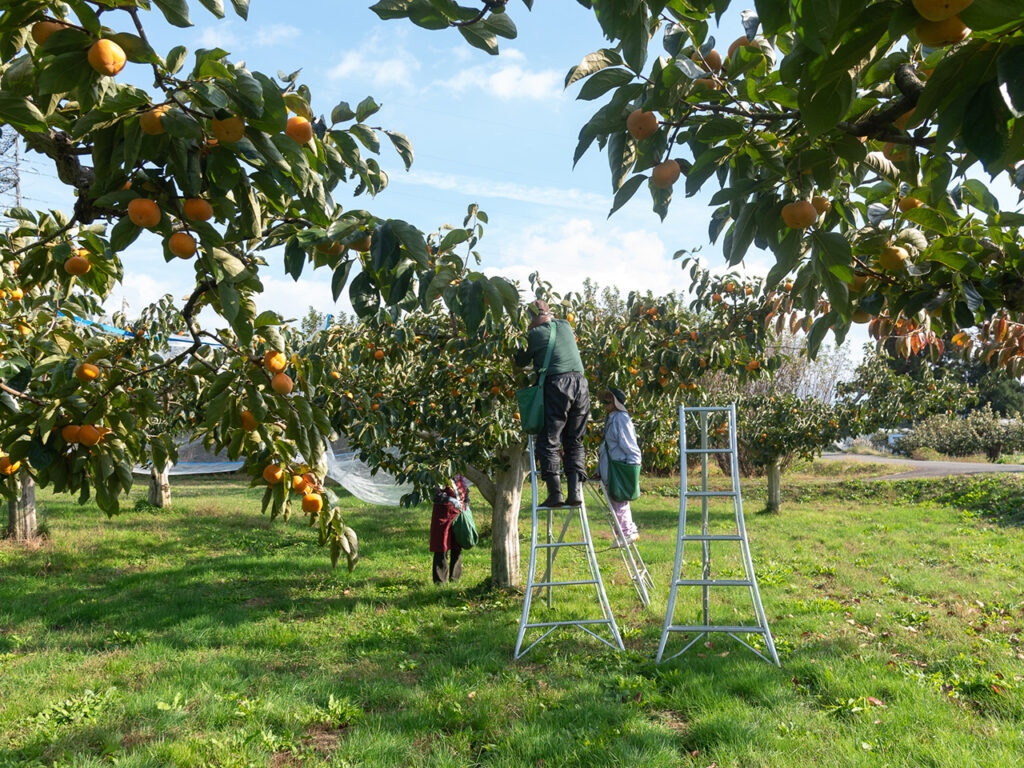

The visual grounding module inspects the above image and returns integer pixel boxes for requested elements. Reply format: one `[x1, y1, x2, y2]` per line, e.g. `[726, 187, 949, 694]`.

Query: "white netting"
[131, 439, 243, 475]
[324, 451, 413, 506]
[138, 460, 244, 475]
[133, 439, 414, 507]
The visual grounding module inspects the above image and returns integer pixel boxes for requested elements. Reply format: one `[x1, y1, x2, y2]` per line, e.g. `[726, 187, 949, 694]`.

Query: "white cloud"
[254, 24, 300, 46]
[427, 47, 564, 101]
[486, 218, 687, 297]
[193, 23, 299, 56]
[328, 37, 420, 88]
[104, 273, 169, 318]
[195, 25, 238, 50]
[398, 170, 608, 211]
[491, 65, 563, 100]
[252, 276, 352, 322]
[444, 44, 476, 63]
[434, 62, 563, 100]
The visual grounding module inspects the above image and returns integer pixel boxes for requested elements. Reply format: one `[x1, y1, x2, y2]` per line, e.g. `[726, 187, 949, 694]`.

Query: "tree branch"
[841, 64, 928, 141]
[7, 217, 77, 257]
[0, 382, 47, 407]
[450, 1, 503, 27]
[671, 103, 799, 124]
[127, 8, 164, 88]
[462, 463, 495, 505]
[19, 130, 121, 223]
[20, 130, 92, 189]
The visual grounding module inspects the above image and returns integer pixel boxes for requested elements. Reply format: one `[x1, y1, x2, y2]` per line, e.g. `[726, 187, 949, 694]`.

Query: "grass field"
[1, 462, 1023, 767]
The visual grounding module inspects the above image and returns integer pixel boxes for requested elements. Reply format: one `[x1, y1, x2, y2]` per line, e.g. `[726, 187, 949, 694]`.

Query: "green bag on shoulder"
[515, 321, 557, 435]
[607, 459, 641, 502]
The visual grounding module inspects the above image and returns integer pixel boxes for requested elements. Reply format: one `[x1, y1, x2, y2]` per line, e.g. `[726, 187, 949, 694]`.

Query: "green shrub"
[910, 446, 943, 462]
[895, 405, 1024, 460]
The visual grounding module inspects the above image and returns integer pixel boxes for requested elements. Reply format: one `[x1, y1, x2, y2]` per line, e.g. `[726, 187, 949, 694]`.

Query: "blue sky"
[13, 1, 755, 325]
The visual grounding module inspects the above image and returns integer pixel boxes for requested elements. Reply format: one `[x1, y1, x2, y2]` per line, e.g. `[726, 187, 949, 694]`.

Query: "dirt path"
[818, 452, 1024, 481]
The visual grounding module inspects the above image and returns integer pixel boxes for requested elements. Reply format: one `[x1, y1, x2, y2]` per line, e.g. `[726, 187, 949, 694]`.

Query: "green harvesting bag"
[515, 321, 557, 435]
[451, 496, 479, 550]
[607, 459, 641, 502]
[515, 387, 545, 435]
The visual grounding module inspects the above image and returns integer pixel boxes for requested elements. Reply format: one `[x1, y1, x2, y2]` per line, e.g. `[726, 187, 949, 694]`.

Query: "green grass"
[1, 469, 1023, 767]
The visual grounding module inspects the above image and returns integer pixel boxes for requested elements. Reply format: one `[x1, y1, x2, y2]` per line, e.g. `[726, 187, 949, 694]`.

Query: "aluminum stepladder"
[656, 404, 780, 666]
[535, 478, 653, 608]
[514, 435, 625, 660]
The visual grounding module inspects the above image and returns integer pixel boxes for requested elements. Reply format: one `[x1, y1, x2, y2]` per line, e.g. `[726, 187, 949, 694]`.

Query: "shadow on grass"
[0, 498, 487, 654]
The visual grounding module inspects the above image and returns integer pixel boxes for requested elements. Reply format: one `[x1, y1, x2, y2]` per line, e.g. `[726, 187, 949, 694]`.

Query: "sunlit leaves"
[0, 0, 522, 538]
[414, 0, 1024, 367]
[565, 49, 623, 87]
[0, 92, 47, 132]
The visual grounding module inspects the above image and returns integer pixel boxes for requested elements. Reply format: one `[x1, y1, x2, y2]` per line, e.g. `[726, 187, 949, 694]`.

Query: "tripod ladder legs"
[656, 404, 780, 666]
[514, 436, 625, 659]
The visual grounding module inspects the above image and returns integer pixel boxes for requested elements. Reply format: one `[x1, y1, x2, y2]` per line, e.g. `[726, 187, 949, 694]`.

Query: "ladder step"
[684, 491, 737, 498]
[532, 579, 599, 588]
[667, 624, 765, 633]
[683, 448, 733, 454]
[537, 503, 583, 509]
[674, 578, 752, 587]
[680, 534, 744, 541]
[526, 619, 612, 628]
[535, 541, 588, 549]
[682, 406, 732, 412]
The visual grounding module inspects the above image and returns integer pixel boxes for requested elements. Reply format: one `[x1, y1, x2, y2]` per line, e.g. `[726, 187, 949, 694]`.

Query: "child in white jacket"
[597, 387, 642, 544]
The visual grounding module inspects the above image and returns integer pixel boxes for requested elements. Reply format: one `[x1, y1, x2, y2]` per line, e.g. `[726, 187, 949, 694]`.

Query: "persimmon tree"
[313, 260, 783, 586]
[309, 279, 527, 583]
[573, 261, 968, 513]
[569, 260, 784, 474]
[382, 0, 1024, 373]
[836, 343, 972, 429]
[0, 0, 514, 549]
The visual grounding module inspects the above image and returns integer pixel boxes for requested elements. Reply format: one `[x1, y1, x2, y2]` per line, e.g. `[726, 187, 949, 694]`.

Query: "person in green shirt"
[513, 300, 590, 507]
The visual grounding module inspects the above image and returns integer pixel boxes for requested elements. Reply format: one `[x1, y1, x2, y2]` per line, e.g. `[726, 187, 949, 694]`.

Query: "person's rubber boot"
[564, 473, 583, 507]
[539, 476, 563, 508]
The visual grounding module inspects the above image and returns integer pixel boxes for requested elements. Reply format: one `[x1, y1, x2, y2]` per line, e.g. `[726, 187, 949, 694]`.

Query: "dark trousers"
[433, 547, 462, 584]
[537, 372, 590, 480]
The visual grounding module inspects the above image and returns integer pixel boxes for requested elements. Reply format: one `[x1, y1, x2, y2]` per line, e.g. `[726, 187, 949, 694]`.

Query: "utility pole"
[0, 126, 21, 218]
[14, 131, 21, 207]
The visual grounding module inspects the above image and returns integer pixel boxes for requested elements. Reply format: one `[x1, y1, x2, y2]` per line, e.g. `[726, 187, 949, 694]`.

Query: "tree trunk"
[148, 465, 171, 508]
[463, 444, 530, 588]
[765, 458, 782, 514]
[7, 468, 37, 541]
